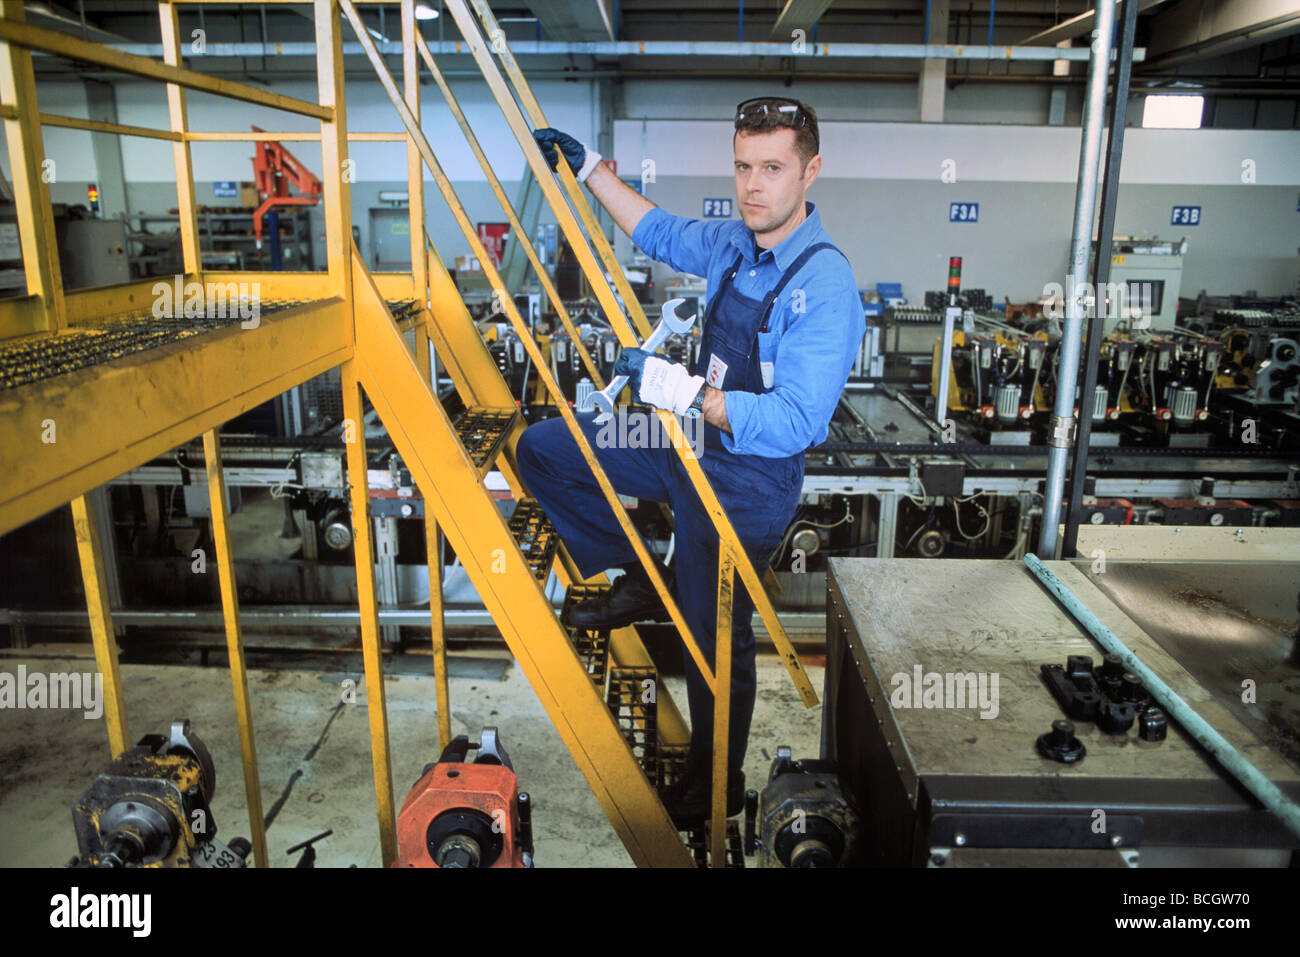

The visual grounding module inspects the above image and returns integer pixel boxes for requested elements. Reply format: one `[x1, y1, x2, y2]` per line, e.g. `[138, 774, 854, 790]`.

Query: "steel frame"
[0, 0, 819, 867]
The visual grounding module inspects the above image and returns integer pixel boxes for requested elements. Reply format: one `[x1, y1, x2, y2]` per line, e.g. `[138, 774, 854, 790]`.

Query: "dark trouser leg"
[671, 460, 795, 779]
[514, 413, 673, 579]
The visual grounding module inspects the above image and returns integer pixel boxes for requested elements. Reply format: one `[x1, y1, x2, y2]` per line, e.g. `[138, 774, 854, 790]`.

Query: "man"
[516, 97, 862, 828]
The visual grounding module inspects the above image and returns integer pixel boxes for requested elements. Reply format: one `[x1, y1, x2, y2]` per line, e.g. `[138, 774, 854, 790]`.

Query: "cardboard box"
[240, 182, 258, 207]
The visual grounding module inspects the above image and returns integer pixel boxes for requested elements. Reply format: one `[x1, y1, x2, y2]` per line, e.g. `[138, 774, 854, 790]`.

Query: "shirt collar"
[729, 201, 822, 271]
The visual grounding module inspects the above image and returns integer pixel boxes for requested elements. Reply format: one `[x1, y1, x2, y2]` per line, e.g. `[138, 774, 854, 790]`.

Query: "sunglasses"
[734, 97, 819, 153]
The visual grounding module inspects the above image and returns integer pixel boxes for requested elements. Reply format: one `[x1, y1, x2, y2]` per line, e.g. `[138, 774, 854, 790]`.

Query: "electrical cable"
[952, 493, 991, 540]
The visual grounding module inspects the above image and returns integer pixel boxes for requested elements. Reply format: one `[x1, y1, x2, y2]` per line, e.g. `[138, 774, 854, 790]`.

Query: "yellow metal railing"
[0, 0, 817, 867]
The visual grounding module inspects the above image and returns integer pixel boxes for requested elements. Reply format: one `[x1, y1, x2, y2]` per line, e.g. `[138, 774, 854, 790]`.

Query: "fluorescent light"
[1142, 95, 1204, 129]
[415, 2, 439, 20]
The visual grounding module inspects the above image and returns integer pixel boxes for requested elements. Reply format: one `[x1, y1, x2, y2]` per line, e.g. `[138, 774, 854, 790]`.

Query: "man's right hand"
[532, 128, 603, 183]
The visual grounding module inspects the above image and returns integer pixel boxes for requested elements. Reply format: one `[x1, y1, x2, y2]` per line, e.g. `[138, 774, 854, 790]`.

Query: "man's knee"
[516, 418, 565, 478]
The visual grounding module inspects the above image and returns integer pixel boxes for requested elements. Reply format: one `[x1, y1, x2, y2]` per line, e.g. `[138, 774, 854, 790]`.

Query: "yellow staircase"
[0, 0, 815, 868]
[351, 258, 702, 866]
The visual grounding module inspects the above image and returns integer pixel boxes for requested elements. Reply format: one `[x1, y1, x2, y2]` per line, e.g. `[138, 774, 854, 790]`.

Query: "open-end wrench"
[585, 298, 697, 423]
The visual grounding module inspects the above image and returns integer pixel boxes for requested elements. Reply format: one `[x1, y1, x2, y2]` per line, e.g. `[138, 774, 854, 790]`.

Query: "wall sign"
[702, 198, 732, 218]
[213, 181, 237, 198]
[949, 202, 979, 223]
[1171, 205, 1201, 225]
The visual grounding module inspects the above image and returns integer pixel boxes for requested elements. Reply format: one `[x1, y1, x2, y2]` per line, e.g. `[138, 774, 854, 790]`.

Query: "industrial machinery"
[250, 126, 323, 254]
[70, 720, 250, 868]
[393, 728, 533, 868]
[823, 549, 1300, 866]
[930, 328, 1049, 439]
[743, 746, 861, 867]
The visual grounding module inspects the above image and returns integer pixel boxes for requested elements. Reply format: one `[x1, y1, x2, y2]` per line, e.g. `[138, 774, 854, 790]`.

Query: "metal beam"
[203, 427, 270, 869]
[919, 0, 949, 123]
[70, 493, 129, 758]
[0, 0, 65, 335]
[1145, 0, 1300, 68]
[0, 16, 332, 117]
[1038, 0, 1118, 560]
[524, 0, 615, 42]
[768, 0, 834, 42]
[1021, 0, 1168, 46]
[61, 38, 1139, 61]
[0, 299, 351, 537]
[82, 80, 130, 221]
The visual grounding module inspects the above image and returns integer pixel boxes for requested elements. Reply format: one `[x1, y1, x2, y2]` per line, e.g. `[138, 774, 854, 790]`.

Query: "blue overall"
[516, 242, 844, 777]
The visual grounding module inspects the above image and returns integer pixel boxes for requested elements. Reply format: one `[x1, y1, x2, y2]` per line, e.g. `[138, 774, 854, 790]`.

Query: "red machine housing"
[250, 125, 323, 247]
[392, 731, 530, 868]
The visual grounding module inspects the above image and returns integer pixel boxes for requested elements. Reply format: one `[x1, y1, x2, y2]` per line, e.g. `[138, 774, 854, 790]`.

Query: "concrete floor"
[0, 648, 823, 867]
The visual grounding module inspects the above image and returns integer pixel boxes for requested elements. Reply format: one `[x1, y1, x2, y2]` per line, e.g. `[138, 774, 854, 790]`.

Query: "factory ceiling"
[16, 1, 1300, 98]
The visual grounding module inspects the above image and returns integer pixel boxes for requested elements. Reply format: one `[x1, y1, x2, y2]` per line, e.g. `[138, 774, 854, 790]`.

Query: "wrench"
[584, 298, 697, 423]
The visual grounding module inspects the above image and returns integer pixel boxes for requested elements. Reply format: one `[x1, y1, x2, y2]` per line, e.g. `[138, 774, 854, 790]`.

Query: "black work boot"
[563, 561, 672, 631]
[660, 765, 746, 831]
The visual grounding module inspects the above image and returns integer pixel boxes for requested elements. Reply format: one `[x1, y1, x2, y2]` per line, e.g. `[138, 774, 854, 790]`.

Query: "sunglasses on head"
[734, 97, 818, 153]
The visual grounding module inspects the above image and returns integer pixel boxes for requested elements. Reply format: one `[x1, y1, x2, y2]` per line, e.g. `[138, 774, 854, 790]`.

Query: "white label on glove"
[761, 361, 775, 389]
[706, 354, 728, 388]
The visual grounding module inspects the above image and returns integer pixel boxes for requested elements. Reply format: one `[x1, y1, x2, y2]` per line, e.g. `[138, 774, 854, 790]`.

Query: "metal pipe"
[1023, 554, 1300, 843]
[1037, 0, 1117, 560]
[61, 40, 1132, 61]
[1062, 0, 1139, 559]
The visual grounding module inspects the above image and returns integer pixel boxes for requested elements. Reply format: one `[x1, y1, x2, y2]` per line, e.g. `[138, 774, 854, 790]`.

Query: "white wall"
[7, 76, 1299, 298]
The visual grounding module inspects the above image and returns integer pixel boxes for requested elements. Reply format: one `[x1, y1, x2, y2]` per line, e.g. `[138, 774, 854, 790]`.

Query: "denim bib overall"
[515, 240, 844, 776]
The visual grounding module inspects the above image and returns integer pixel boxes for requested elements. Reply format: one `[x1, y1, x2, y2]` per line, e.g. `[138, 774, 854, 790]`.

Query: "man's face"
[733, 127, 820, 238]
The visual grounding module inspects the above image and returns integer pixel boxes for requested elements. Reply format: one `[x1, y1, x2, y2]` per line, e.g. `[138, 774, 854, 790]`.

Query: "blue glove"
[614, 346, 650, 394]
[615, 347, 705, 417]
[532, 128, 602, 183]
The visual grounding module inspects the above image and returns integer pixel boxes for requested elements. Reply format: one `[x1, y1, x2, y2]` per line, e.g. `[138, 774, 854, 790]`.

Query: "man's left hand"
[614, 348, 705, 417]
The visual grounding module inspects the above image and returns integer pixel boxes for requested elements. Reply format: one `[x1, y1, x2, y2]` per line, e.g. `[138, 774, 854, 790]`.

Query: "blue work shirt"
[632, 201, 863, 458]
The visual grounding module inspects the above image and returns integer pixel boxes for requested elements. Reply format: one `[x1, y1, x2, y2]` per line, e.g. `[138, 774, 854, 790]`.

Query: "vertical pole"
[70, 495, 128, 757]
[1037, 0, 1116, 560]
[316, 0, 354, 304]
[203, 428, 269, 868]
[875, 492, 899, 559]
[425, 510, 452, 750]
[1062, 0, 1139, 559]
[159, 2, 202, 277]
[0, 0, 65, 333]
[342, 369, 398, 865]
[402, 0, 427, 301]
[710, 551, 734, 867]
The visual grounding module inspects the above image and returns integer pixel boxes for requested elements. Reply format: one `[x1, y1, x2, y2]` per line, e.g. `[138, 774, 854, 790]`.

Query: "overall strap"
[758, 242, 847, 327]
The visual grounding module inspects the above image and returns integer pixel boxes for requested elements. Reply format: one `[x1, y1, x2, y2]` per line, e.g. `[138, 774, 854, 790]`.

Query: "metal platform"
[823, 557, 1300, 866]
[0, 298, 419, 393]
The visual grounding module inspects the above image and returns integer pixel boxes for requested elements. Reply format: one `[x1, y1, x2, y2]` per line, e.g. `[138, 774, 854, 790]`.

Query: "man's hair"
[734, 99, 819, 171]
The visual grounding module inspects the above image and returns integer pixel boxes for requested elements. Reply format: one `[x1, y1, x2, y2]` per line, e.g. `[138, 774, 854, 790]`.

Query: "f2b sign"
[702, 198, 733, 218]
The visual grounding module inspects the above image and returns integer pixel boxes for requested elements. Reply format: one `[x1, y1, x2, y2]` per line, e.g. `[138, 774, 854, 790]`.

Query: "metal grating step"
[508, 498, 559, 583]
[685, 821, 745, 868]
[560, 584, 613, 686]
[0, 297, 417, 393]
[607, 665, 666, 786]
[452, 406, 516, 474]
[387, 298, 420, 325]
